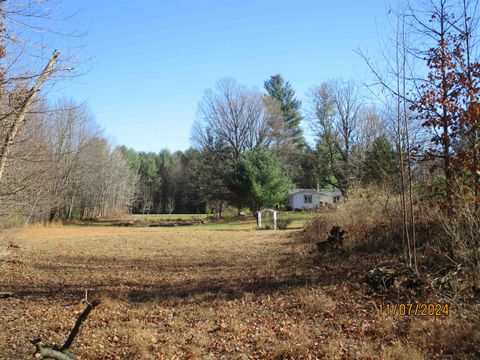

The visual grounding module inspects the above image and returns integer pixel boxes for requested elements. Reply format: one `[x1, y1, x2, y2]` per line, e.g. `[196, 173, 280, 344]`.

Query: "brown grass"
[0, 225, 478, 359]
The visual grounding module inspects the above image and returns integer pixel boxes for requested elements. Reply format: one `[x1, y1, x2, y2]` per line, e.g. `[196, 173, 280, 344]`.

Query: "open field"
[133, 214, 209, 219]
[98, 211, 318, 231]
[0, 224, 478, 359]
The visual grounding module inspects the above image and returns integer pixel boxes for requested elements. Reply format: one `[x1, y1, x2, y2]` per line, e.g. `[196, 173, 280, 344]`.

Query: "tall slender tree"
[362, 135, 397, 187]
[264, 74, 305, 148]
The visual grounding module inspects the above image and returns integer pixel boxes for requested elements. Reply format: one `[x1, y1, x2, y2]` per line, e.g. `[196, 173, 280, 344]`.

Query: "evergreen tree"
[362, 136, 397, 188]
[190, 138, 232, 218]
[315, 137, 341, 188]
[137, 152, 161, 213]
[264, 74, 305, 148]
[181, 148, 207, 214]
[226, 148, 293, 213]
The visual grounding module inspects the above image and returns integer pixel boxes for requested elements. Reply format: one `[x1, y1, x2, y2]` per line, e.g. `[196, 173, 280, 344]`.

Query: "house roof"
[289, 188, 342, 196]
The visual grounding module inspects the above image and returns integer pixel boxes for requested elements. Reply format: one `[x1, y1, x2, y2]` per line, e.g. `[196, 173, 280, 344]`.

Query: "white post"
[257, 211, 262, 229]
[273, 211, 277, 230]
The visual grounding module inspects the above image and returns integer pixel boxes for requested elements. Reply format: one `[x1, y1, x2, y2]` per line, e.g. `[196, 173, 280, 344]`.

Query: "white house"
[288, 188, 343, 210]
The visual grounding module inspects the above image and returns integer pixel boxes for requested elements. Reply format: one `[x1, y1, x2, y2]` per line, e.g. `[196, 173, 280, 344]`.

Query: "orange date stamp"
[377, 303, 450, 317]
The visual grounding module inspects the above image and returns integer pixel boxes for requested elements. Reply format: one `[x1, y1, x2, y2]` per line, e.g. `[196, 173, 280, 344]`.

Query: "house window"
[304, 195, 312, 203]
[333, 196, 340, 203]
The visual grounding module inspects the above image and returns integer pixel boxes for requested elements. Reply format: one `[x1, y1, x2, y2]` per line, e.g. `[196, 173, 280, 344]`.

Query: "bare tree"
[0, 0, 83, 186]
[330, 79, 363, 171]
[0, 98, 138, 224]
[356, 107, 387, 150]
[0, 50, 59, 183]
[308, 82, 339, 189]
[451, 0, 480, 209]
[193, 78, 282, 159]
[42, 100, 97, 221]
[308, 80, 364, 193]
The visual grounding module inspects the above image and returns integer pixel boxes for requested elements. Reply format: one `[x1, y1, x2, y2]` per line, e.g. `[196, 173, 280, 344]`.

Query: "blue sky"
[55, 0, 393, 152]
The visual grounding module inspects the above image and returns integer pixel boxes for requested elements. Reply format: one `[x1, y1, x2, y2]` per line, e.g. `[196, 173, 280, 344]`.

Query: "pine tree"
[264, 74, 305, 148]
[362, 136, 397, 188]
[226, 148, 293, 214]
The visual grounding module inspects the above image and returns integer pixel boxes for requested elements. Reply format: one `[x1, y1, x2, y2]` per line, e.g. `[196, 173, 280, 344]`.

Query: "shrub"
[305, 185, 403, 251]
[97, 207, 133, 221]
[276, 218, 293, 230]
[0, 212, 25, 229]
[223, 206, 242, 218]
[304, 185, 451, 252]
[305, 184, 479, 298]
[0, 212, 25, 261]
[435, 205, 480, 269]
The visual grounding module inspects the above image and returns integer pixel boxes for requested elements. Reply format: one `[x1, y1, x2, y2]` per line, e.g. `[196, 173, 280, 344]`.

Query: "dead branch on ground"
[31, 297, 100, 360]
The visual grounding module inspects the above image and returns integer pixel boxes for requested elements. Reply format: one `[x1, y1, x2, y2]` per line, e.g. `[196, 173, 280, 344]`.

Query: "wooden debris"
[363, 265, 423, 291]
[31, 299, 100, 359]
[0, 292, 14, 299]
[317, 226, 345, 254]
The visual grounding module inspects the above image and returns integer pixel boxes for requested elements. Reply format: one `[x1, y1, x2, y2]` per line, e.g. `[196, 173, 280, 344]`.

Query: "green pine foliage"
[264, 74, 305, 148]
[226, 148, 294, 213]
[362, 136, 397, 188]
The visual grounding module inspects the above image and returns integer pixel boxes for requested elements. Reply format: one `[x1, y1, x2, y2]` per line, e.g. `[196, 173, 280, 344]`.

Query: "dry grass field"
[0, 224, 478, 359]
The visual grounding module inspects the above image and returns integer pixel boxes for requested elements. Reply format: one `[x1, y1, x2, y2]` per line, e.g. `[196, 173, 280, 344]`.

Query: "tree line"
[1, 99, 137, 224]
[0, 70, 402, 222]
[1, 0, 478, 232]
[0, 0, 401, 224]
[120, 76, 399, 217]
[0, 2, 132, 226]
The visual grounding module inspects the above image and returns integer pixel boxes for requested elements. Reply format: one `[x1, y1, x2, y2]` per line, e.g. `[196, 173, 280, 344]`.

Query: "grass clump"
[276, 218, 293, 230]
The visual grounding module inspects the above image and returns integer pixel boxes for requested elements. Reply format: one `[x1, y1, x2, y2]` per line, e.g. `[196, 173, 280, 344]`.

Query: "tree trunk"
[49, 208, 57, 223]
[0, 50, 59, 183]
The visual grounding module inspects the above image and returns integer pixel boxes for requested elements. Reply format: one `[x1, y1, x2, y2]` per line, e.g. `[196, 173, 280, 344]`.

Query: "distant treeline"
[0, 74, 403, 223]
[1, 73, 404, 222]
[120, 76, 400, 217]
[0, 99, 138, 224]
[1, 0, 479, 226]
